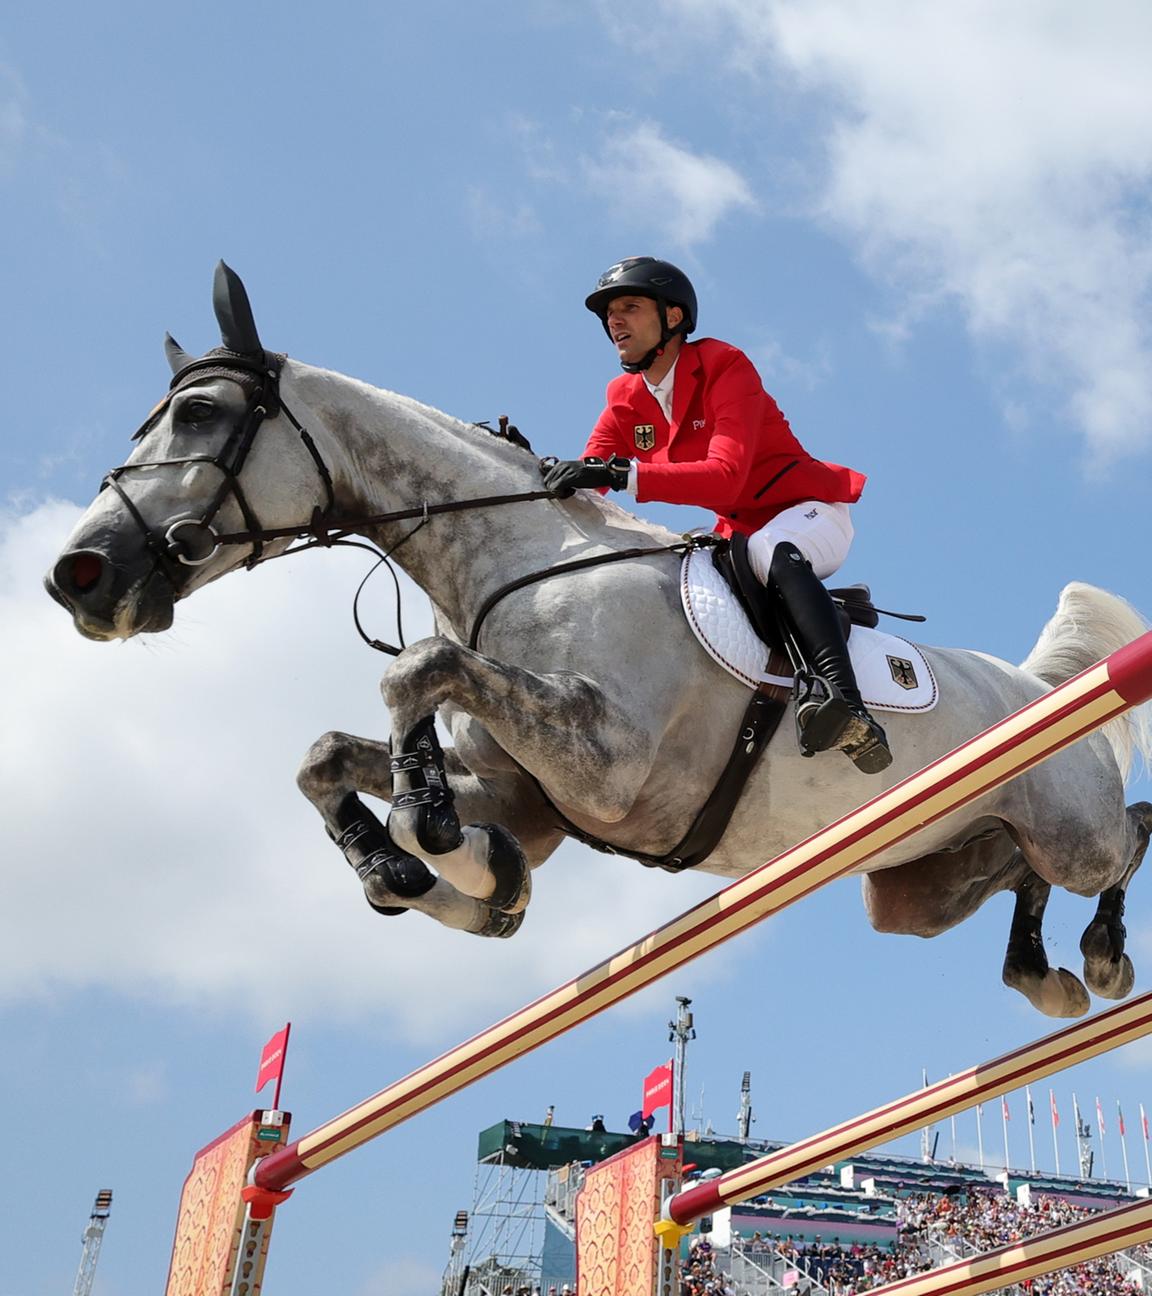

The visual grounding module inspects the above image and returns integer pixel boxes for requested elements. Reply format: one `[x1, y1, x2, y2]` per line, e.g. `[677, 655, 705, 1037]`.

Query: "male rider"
[543, 256, 891, 774]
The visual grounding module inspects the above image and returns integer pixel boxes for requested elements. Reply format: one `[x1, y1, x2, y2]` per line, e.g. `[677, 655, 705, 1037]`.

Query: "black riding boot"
[768, 542, 893, 774]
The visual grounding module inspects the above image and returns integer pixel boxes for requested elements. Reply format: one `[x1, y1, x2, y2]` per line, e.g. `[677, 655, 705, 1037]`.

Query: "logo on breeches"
[634, 424, 656, 450]
[887, 655, 918, 690]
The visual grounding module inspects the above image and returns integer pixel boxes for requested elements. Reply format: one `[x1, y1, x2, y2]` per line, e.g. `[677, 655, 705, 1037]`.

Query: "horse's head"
[46, 263, 333, 640]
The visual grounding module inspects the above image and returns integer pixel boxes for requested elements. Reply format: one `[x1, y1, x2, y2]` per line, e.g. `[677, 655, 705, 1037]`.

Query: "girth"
[539, 664, 790, 873]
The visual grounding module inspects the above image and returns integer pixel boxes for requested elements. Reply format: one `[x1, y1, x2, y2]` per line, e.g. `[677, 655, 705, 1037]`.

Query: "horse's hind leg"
[1002, 865, 1090, 1018]
[1080, 801, 1152, 1000]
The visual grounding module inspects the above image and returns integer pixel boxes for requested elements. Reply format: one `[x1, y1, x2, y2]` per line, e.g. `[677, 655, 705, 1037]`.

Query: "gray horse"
[45, 265, 1152, 1018]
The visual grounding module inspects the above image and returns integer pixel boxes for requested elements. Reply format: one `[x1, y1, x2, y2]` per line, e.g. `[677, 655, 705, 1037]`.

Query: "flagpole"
[1120, 1103, 1132, 1193]
[950, 1114, 957, 1165]
[1001, 1096, 1010, 1173]
[1073, 1093, 1085, 1179]
[1026, 1085, 1037, 1175]
[1142, 1104, 1151, 1187]
[273, 1022, 291, 1111]
[1096, 1097, 1109, 1182]
[976, 1102, 985, 1171]
[1050, 1089, 1061, 1177]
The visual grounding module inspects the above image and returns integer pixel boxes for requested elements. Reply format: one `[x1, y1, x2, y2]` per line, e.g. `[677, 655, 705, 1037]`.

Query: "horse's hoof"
[1085, 952, 1135, 1000]
[1004, 965, 1090, 1018]
[1042, 968, 1091, 1018]
[364, 895, 408, 917]
[1079, 915, 1125, 965]
[478, 822, 532, 914]
[473, 906, 525, 939]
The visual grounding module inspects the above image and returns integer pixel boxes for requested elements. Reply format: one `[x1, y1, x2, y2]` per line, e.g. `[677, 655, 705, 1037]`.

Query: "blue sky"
[4, 3, 1152, 1293]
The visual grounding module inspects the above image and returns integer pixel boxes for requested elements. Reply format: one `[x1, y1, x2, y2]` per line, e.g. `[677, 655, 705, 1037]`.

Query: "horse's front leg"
[382, 636, 653, 905]
[298, 728, 565, 935]
[298, 731, 527, 937]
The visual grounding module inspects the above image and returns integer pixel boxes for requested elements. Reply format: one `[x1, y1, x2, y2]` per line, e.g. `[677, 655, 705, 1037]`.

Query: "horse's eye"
[180, 399, 217, 424]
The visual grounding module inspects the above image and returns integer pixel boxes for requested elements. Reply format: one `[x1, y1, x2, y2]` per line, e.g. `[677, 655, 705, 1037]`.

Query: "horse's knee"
[297, 730, 357, 798]
[381, 637, 460, 710]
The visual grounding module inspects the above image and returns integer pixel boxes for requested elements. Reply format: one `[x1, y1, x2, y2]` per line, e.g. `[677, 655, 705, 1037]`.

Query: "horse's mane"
[290, 361, 540, 466]
[288, 359, 680, 546]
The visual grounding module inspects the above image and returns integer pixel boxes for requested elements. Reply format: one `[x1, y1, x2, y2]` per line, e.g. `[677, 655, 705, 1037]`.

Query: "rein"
[104, 350, 648, 656]
[105, 357, 793, 874]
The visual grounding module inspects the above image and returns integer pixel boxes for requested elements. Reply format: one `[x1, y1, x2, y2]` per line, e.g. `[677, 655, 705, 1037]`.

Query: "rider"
[543, 256, 892, 774]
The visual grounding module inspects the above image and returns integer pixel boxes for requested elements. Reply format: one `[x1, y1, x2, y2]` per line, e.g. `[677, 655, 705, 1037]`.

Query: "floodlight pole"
[669, 998, 696, 1138]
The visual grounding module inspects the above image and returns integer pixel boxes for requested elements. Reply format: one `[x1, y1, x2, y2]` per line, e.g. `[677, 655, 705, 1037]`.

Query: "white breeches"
[746, 500, 854, 583]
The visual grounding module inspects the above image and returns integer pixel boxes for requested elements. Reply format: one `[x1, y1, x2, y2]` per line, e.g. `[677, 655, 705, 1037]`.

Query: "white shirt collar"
[644, 355, 679, 422]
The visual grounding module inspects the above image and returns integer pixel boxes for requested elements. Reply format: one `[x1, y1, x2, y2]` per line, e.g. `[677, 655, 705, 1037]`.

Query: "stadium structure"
[440, 1114, 1152, 1295]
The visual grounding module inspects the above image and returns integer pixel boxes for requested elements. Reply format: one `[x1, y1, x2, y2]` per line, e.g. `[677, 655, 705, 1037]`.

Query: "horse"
[45, 263, 1152, 1019]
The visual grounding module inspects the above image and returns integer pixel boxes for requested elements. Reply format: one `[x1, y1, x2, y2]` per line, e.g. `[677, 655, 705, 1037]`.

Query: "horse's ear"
[212, 260, 263, 355]
[164, 333, 195, 375]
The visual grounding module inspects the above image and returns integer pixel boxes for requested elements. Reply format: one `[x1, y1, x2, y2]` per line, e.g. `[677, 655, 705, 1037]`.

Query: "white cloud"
[467, 184, 542, 241]
[650, 0, 1152, 459]
[750, 336, 832, 393]
[4, 502, 723, 1044]
[581, 118, 757, 250]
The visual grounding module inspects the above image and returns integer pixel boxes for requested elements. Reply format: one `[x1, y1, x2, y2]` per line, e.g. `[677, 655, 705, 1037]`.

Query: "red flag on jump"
[1050, 1090, 1060, 1128]
[256, 1023, 291, 1108]
[642, 1061, 673, 1120]
[1118, 1103, 1126, 1138]
[1142, 1104, 1149, 1142]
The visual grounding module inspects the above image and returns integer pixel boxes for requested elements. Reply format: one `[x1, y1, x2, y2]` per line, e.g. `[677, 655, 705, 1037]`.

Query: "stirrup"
[793, 675, 892, 774]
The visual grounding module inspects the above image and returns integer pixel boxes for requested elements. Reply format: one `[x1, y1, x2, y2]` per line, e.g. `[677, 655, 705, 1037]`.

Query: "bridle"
[101, 349, 566, 652]
[103, 349, 333, 583]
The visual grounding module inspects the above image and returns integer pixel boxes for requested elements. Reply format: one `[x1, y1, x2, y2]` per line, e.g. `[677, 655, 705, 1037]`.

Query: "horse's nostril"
[72, 553, 104, 593]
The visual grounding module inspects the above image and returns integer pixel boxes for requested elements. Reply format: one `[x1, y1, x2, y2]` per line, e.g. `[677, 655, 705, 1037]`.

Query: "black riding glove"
[542, 456, 631, 497]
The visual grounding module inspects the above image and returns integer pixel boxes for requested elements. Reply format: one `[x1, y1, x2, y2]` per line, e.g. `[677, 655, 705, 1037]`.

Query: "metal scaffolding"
[72, 1189, 113, 1296]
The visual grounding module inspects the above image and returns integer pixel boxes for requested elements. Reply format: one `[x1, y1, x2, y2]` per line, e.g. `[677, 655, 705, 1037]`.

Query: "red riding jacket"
[582, 337, 865, 538]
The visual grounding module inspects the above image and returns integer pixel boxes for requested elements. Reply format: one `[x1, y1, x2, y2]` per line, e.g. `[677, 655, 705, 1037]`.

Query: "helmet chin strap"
[615, 302, 684, 375]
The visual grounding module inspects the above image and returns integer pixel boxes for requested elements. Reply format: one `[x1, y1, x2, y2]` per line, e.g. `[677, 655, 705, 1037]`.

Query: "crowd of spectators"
[527, 1185, 1152, 1295]
[726, 1188, 1152, 1294]
[681, 1236, 737, 1296]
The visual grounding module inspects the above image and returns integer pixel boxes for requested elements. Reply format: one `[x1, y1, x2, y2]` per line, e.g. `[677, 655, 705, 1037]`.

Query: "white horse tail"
[1020, 582, 1152, 782]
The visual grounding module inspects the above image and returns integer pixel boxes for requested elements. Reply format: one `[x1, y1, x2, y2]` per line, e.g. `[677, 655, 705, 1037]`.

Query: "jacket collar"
[667, 340, 701, 439]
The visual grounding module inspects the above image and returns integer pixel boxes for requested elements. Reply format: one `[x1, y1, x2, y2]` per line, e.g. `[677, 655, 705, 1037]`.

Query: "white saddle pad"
[680, 547, 938, 713]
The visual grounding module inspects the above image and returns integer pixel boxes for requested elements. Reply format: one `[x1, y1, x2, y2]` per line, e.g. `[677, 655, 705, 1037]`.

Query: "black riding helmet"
[585, 256, 697, 373]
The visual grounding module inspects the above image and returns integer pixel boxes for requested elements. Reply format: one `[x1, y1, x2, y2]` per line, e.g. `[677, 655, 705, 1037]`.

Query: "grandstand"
[442, 1119, 1152, 1295]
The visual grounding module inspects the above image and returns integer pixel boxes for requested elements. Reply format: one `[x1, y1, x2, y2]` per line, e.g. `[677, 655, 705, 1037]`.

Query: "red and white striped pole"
[251, 633, 1152, 1201]
[662, 990, 1152, 1228]
[857, 1197, 1152, 1296]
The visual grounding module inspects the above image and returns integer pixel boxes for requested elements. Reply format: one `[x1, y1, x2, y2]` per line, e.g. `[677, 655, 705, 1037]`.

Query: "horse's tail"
[1020, 582, 1152, 782]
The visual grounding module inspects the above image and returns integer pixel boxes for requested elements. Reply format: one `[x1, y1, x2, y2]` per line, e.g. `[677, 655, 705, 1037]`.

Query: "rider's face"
[604, 295, 682, 366]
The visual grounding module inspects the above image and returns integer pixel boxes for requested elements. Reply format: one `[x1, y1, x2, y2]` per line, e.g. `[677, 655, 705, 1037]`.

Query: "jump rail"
[251, 632, 1152, 1199]
[665, 988, 1152, 1227]
[860, 1197, 1152, 1296]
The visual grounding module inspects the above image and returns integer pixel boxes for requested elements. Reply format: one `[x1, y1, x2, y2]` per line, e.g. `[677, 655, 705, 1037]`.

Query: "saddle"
[711, 531, 880, 658]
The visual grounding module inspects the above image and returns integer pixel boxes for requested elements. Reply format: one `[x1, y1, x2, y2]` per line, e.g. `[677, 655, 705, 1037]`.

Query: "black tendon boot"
[329, 791, 436, 915]
[768, 542, 893, 774]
